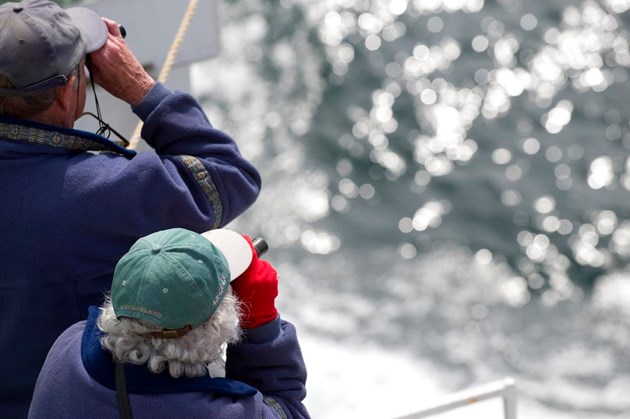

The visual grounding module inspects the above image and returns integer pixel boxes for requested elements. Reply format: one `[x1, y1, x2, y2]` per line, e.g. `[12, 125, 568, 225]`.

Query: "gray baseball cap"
[0, 0, 108, 96]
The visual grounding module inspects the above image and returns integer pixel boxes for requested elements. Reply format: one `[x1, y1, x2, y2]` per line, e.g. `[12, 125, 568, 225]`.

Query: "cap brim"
[66, 7, 108, 53]
[201, 229, 252, 282]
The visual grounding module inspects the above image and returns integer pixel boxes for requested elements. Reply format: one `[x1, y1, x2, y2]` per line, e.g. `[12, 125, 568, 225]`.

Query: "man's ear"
[54, 75, 77, 113]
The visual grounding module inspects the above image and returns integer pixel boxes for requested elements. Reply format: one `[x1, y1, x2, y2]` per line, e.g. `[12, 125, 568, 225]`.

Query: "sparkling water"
[193, 0, 630, 417]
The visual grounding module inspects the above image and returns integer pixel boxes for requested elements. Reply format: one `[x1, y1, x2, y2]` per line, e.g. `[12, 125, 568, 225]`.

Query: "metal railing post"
[502, 377, 517, 419]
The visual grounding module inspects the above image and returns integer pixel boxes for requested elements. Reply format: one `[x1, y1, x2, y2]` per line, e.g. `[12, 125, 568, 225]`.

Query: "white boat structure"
[71, 1, 519, 418]
[74, 0, 220, 151]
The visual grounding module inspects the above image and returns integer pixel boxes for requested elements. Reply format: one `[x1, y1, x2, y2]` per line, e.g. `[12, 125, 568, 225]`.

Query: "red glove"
[230, 236, 278, 329]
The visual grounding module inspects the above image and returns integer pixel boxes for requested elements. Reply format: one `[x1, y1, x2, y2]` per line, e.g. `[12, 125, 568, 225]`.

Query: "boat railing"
[392, 377, 517, 419]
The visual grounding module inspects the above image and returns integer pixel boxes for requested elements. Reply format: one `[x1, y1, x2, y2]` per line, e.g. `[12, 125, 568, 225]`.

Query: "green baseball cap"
[112, 228, 252, 338]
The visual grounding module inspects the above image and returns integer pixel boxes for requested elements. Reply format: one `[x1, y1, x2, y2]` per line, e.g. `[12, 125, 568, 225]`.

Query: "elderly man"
[29, 228, 310, 419]
[0, 0, 260, 416]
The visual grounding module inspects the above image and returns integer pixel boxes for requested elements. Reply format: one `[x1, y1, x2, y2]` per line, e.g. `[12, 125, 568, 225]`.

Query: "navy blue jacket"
[0, 83, 261, 417]
[29, 307, 310, 419]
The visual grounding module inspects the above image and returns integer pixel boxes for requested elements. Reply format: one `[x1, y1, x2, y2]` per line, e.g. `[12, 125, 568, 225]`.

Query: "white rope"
[128, 0, 200, 149]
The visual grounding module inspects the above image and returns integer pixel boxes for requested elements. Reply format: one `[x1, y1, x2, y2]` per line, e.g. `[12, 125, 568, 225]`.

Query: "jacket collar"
[81, 306, 257, 397]
[0, 115, 136, 158]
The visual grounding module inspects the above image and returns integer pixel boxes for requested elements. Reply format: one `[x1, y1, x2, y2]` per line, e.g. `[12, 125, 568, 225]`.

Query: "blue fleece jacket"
[0, 83, 261, 418]
[28, 307, 310, 419]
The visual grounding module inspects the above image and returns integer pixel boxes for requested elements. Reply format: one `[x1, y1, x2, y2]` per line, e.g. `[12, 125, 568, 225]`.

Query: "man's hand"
[88, 18, 155, 107]
[230, 236, 279, 329]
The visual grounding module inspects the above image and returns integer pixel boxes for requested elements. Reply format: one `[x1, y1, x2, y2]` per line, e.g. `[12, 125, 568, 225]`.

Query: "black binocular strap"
[115, 361, 132, 419]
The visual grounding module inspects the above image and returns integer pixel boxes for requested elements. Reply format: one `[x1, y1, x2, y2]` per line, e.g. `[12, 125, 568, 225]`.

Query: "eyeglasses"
[79, 111, 130, 148]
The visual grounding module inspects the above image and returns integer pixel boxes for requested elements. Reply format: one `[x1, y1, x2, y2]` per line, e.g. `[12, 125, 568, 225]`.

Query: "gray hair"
[98, 291, 243, 379]
[0, 65, 81, 118]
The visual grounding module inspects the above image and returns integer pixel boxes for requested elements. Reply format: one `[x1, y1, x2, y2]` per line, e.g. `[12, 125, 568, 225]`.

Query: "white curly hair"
[98, 290, 242, 379]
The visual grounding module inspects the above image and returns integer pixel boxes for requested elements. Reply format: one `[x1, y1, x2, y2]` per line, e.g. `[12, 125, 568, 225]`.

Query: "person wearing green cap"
[29, 228, 310, 419]
[0, 0, 260, 415]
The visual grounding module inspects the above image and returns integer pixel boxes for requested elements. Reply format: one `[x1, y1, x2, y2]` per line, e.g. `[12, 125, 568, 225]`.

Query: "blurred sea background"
[191, 0, 630, 417]
[192, 0, 630, 417]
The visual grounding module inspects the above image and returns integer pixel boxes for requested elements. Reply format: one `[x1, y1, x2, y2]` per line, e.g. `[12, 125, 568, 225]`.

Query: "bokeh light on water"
[193, 0, 630, 416]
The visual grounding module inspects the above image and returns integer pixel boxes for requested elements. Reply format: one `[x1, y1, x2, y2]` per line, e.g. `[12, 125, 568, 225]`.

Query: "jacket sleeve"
[226, 317, 310, 419]
[58, 83, 260, 279]
[131, 82, 261, 228]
